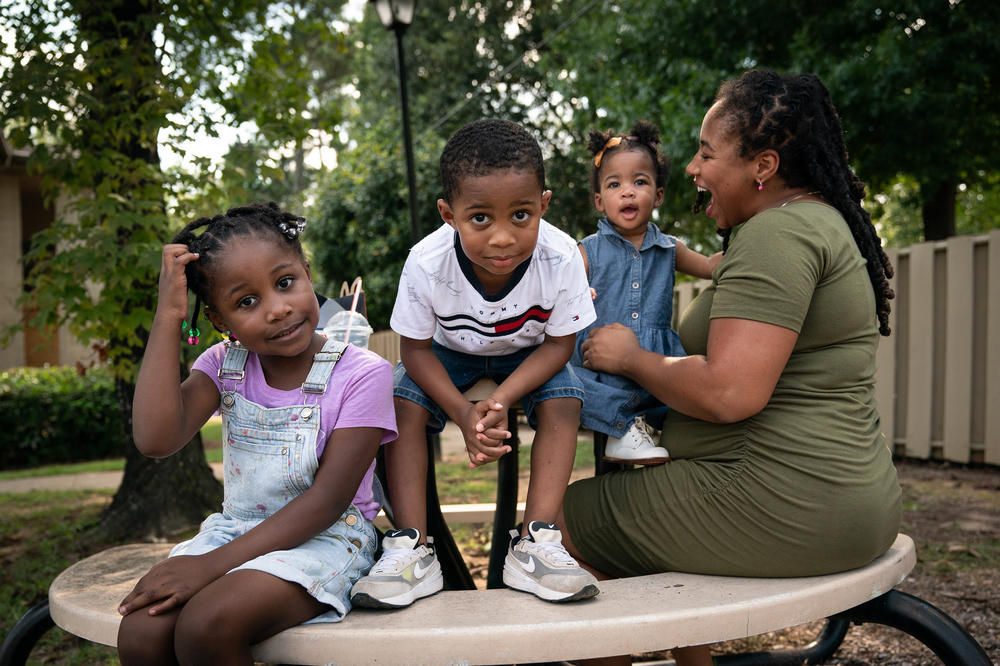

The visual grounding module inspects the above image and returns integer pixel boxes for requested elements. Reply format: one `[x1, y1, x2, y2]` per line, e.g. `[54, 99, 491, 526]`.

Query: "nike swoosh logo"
[413, 560, 432, 579]
[519, 555, 535, 573]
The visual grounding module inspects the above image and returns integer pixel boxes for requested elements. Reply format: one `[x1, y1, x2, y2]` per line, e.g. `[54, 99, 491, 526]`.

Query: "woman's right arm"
[581, 317, 797, 423]
[133, 245, 219, 458]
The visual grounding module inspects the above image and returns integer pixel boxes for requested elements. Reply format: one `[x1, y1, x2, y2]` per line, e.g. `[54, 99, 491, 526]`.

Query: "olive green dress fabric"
[565, 202, 901, 578]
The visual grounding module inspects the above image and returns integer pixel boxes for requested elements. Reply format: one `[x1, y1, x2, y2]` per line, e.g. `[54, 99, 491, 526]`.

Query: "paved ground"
[0, 421, 530, 494]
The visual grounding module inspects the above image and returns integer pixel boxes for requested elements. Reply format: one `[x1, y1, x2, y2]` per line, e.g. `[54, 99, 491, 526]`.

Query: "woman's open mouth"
[692, 187, 711, 215]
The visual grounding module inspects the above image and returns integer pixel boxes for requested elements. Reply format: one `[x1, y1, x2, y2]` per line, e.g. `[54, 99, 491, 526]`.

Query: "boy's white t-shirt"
[390, 220, 596, 355]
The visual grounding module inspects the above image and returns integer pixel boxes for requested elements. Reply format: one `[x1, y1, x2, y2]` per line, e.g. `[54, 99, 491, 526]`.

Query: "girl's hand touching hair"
[158, 244, 199, 323]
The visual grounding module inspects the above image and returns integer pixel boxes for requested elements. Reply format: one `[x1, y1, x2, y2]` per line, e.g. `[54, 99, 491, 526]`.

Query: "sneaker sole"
[502, 563, 599, 603]
[350, 571, 444, 609]
[603, 455, 670, 465]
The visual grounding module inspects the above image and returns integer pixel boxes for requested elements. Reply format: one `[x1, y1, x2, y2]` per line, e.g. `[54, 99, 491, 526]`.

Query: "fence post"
[943, 236, 975, 463]
[986, 230, 1000, 465]
[903, 243, 934, 459]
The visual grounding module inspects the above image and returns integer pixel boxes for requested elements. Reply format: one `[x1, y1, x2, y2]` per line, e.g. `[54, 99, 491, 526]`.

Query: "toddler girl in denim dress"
[118, 202, 396, 665]
[571, 121, 719, 464]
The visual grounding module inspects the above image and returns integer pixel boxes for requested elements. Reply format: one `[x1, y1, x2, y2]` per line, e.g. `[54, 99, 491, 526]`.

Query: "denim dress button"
[300, 407, 314, 420]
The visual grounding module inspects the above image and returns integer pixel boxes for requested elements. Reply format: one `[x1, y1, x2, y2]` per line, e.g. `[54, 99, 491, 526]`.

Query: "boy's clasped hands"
[465, 398, 512, 467]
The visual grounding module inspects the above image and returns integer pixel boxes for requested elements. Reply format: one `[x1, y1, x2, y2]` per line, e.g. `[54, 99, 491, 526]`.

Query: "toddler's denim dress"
[571, 219, 687, 438]
[169, 338, 377, 623]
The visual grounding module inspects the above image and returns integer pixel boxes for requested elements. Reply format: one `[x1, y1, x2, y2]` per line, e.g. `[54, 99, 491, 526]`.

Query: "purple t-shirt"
[192, 341, 397, 519]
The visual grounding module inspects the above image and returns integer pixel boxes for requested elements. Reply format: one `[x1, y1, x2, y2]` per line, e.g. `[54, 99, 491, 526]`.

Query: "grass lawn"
[0, 434, 596, 664]
[1, 489, 121, 665]
[1, 459, 998, 664]
[0, 422, 225, 481]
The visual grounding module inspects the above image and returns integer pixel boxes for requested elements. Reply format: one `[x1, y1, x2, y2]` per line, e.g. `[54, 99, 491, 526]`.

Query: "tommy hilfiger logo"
[438, 306, 553, 337]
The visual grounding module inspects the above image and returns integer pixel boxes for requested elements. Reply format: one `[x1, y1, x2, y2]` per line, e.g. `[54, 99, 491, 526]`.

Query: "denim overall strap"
[301, 338, 347, 396]
[218, 341, 250, 392]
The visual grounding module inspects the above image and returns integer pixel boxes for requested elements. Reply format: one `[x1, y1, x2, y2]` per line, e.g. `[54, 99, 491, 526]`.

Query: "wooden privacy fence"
[370, 229, 1000, 466]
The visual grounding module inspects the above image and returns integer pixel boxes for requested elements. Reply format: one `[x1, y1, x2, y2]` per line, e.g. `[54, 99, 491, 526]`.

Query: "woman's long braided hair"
[172, 201, 308, 335]
[713, 69, 895, 336]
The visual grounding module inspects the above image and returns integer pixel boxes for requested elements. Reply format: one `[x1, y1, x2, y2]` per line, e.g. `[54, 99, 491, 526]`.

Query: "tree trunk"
[91, 373, 222, 543]
[72, 1, 224, 543]
[921, 178, 957, 241]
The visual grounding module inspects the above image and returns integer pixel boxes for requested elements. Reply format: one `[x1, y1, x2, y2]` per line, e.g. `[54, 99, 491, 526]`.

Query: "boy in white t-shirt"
[350, 118, 599, 608]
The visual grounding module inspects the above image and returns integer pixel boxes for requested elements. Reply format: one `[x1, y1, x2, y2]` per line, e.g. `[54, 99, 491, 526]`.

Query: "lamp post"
[371, 0, 420, 245]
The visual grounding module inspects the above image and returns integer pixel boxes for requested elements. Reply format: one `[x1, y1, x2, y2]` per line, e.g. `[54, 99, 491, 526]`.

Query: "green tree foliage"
[168, 2, 354, 223]
[0, 0, 355, 538]
[310, 120, 442, 329]
[313, 0, 998, 325]
[1, 0, 260, 538]
[798, 0, 1000, 241]
[535, 2, 727, 253]
[537, 0, 1000, 245]
[311, 0, 576, 329]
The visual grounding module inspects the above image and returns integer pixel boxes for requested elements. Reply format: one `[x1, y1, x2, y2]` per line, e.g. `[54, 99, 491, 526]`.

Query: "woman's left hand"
[581, 323, 641, 376]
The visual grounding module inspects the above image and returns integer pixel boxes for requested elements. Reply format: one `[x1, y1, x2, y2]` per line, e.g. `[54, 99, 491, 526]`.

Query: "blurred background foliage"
[2, 0, 997, 534]
[4, 0, 999, 335]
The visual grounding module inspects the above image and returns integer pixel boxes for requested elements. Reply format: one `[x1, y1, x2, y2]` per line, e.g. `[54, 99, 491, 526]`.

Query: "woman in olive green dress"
[560, 69, 901, 666]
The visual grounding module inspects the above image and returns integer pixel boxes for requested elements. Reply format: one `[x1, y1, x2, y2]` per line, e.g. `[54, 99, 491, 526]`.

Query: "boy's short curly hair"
[439, 118, 546, 203]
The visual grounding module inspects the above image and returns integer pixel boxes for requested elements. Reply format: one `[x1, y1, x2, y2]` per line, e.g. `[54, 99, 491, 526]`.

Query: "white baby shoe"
[603, 416, 670, 465]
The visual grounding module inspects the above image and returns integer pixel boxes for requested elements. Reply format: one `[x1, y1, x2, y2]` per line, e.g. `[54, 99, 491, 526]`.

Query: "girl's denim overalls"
[169, 338, 377, 623]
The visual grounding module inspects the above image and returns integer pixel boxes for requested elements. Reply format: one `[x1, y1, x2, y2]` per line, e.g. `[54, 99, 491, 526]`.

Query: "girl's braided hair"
[712, 69, 895, 336]
[586, 119, 670, 194]
[171, 201, 307, 332]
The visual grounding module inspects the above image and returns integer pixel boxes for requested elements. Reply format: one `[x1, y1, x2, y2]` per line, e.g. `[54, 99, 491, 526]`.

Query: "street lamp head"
[371, 0, 415, 30]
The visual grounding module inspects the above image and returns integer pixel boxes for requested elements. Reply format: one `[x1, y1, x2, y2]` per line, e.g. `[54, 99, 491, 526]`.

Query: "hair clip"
[278, 217, 307, 240]
[593, 135, 649, 168]
[593, 136, 623, 168]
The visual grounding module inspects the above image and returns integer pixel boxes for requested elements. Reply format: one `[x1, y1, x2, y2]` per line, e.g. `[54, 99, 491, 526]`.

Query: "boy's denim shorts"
[393, 341, 584, 433]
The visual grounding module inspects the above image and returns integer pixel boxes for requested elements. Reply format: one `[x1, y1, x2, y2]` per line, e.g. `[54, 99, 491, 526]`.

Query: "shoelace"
[525, 540, 577, 567]
[635, 415, 655, 436]
[632, 416, 657, 445]
[370, 548, 418, 574]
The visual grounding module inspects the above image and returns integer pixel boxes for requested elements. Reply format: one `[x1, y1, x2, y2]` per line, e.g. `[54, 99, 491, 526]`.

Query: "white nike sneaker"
[503, 521, 599, 602]
[603, 415, 670, 465]
[350, 528, 443, 609]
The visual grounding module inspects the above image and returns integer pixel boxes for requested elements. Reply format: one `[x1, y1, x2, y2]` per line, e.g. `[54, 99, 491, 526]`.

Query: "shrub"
[0, 366, 126, 469]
